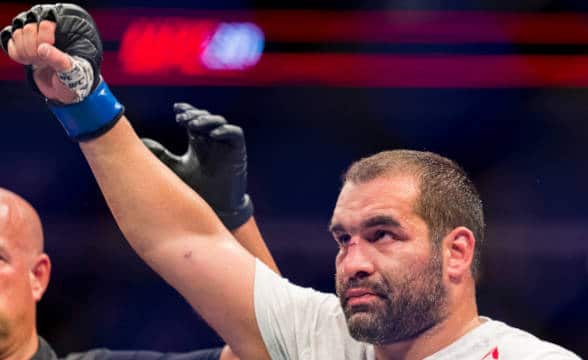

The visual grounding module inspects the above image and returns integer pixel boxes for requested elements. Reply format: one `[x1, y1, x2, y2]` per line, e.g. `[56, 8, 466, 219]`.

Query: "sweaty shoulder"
[427, 317, 581, 360]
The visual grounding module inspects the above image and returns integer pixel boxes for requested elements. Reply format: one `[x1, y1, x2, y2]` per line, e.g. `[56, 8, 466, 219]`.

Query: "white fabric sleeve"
[253, 259, 370, 360]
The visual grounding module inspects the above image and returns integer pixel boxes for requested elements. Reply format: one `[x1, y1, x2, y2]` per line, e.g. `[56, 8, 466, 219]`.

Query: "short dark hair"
[343, 150, 485, 279]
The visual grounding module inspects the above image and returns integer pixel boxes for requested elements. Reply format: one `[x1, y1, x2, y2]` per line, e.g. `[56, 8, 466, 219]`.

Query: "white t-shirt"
[254, 259, 581, 360]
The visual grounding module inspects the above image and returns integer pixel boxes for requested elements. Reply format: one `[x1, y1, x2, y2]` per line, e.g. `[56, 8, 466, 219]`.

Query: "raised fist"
[1, 4, 103, 104]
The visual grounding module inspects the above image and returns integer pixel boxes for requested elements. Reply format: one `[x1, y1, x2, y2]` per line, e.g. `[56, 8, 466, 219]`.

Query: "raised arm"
[142, 104, 279, 274]
[1, 5, 268, 359]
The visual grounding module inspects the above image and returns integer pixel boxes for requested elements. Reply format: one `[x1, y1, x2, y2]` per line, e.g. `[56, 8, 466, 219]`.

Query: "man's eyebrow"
[361, 215, 402, 229]
[328, 222, 344, 234]
[328, 215, 402, 234]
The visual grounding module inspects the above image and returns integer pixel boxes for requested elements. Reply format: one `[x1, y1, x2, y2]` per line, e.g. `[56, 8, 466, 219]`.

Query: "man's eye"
[370, 230, 392, 242]
[335, 234, 351, 245]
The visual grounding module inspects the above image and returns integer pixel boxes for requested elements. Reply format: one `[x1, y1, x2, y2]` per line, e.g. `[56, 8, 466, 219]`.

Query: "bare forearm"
[78, 117, 267, 358]
[80, 117, 227, 254]
[2, 3, 268, 356]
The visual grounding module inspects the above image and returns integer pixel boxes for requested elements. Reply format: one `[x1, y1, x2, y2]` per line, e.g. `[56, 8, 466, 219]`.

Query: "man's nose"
[340, 237, 375, 280]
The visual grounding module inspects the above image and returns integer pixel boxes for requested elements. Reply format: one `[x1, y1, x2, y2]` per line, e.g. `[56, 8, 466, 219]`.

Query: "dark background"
[1, 0, 588, 357]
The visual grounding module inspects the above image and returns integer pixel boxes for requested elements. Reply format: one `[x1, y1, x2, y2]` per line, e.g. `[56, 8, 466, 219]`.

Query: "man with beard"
[253, 151, 578, 359]
[1, 4, 581, 359]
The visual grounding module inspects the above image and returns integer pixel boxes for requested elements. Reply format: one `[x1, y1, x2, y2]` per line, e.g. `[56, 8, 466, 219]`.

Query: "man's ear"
[443, 226, 475, 282]
[30, 253, 51, 302]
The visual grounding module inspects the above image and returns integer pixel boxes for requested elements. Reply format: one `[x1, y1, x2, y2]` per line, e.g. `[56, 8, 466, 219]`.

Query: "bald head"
[0, 188, 43, 256]
[0, 189, 49, 358]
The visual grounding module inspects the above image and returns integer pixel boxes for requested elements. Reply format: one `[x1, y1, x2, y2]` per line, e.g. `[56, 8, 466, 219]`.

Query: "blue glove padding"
[48, 80, 124, 141]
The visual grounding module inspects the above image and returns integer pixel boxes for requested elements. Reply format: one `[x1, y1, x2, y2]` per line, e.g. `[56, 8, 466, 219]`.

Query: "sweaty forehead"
[331, 175, 420, 227]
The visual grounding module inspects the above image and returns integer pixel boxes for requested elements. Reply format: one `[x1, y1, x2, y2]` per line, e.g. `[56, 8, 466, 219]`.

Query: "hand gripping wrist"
[217, 194, 254, 230]
[47, 79, 125, 141]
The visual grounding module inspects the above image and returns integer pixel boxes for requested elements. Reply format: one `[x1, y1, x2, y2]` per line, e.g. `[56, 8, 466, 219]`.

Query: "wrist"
[47, 79, 125, 141]
[217, 194, 254, 230]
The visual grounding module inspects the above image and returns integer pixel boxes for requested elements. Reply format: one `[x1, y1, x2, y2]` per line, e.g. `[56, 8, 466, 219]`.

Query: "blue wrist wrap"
[47, 80, 125, 141]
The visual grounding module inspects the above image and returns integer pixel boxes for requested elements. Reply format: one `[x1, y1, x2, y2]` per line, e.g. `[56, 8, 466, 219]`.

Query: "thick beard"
[336, 251, 447, 345]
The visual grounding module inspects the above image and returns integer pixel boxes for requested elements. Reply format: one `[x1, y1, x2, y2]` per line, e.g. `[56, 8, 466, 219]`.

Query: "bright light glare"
[201, 22, 264, 70]
[119, 19, 264, 75]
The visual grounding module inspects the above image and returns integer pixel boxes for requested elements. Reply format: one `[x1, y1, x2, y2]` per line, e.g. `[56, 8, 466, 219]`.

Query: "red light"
[92, 9, 588, 44]
[101, 53, 588, 88]
[3, 6, 588, 87]
[119, 18, 218, 75]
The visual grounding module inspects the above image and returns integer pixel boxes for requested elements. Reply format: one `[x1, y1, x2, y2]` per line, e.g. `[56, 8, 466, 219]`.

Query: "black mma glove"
[143, 103, 253, 230]
[1, 3, 102, 96]
[1, 3, 123, 140]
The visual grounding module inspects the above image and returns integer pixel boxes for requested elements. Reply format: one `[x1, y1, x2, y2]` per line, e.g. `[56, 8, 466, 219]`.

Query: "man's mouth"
[345, 288, 382, 307]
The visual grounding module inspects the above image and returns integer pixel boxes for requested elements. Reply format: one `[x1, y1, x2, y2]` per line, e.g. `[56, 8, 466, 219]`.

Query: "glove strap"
[47, 80, 125, 141]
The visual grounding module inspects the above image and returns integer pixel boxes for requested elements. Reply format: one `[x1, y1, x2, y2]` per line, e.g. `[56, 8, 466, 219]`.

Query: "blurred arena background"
[1, 0, 588, 357]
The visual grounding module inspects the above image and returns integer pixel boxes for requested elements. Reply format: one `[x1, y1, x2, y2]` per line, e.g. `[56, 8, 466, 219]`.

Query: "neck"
[374, 295, 481, 360]
[0, 328, 39, 360]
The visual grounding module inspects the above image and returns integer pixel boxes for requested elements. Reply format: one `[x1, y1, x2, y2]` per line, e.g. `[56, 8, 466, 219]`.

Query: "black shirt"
[31, 337, 223, 360]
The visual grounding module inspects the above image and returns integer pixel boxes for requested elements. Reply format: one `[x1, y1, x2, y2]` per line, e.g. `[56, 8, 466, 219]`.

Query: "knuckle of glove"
[24, 8, 41, 25]
[0, 26, 12, 54]
[2, 5, 48, 55]
[1, 12, 26, 56]
[11, 11, 27, 32]
[1, 6, 39, 54]
[224, 124, 244, 136]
